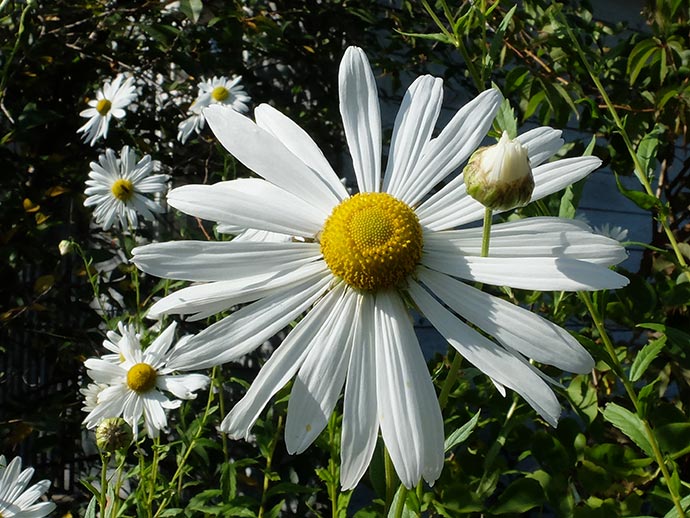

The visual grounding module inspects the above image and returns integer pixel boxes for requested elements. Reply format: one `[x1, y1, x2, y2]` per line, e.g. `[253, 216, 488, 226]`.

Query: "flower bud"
[58, 240, 73, 256]
[96, 417, 132, 453]
[463, 131, 534, 211]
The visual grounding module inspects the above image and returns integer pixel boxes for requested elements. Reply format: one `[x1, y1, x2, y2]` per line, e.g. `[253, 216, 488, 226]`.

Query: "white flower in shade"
[83, 322, 210, 438]
[78, 74, 137, 146]
[84, 146, 169, 231]
[0, 455, 56, 517]
[595, 222, 629, 242]
[132, 47, 629, 489]
[177, 75, 250, 143]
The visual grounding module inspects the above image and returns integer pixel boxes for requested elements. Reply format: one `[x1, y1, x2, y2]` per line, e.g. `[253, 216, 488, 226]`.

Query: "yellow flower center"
[111, 179, 134, 201]
[126, 363, 157, 393]
[320, 192, 423, 291]
[211, 86, 230, 102]
[96, 98, 112, 116]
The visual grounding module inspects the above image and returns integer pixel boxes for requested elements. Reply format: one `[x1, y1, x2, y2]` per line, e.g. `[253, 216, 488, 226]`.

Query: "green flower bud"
[96, 417, 132, 453]
[463, 131, 534, 211]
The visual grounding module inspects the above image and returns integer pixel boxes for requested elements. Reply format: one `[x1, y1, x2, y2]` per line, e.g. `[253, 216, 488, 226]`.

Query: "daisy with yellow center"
[84, 146, 169, 231]
[133, 47, 629, 489]
[78, 73, 137, 146]
[83, 322, 209, 438]
[177, 75, 251, 144]
[0, 455, 56, 517]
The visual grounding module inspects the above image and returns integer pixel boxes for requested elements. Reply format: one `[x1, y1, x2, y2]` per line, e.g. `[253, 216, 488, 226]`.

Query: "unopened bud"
[58, 240, 73, 256]
[463, 131, 534, 211]
[96, 417, 132, 453]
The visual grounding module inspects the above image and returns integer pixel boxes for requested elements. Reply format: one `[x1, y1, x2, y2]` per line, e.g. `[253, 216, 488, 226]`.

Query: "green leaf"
[490, 478, 546, 514]
[395, 29, 454, 45]
[567, 374, 598, 424]
[487, 5, 517, 69]
[629, 336, 666, 382]
[493, 98, 517, 139]
[655, 422, 690, 456]
[663, 490, 690, 518]
[636, 125, 665, 178]
[602, 403, 654, 457]
[444, 409, 481, 452]
[85, 496, 97, 518]
[627, 39, 658, 85]
[179, 0, 203, 23]
[614, 173, 661, 210]
[387, 485, 417, 518]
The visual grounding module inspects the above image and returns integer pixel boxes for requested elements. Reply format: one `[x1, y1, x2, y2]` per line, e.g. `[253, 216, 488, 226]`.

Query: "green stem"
[327, 412, 340, 518]
[393, 484, 409, 518]
[481, 207, 492, 258]
[146, 438, 161, 518]
[257, 414, 284, 518]
[384, 446, 397, 514]
[99, 452, 109, 516]
[580, 292, 686, 518]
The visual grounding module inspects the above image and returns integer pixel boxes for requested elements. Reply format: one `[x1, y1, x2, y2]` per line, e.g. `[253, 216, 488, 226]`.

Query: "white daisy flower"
[83, 322, 210, 438]
[0, 455, 56, 517]
[84, 145, 169, 231]
[177, 75, 251, 144]
[594, 222, 629, 242]
[78, 73, 137, 146]
[132, 46, 629, 489]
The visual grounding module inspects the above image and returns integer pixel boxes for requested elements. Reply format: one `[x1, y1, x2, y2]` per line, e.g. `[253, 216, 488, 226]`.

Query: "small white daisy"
[177, 75, 250, 143]
[0, 455, 56, 517]
[78, 74, 137, 146]
[84, 146, 169, 231]
[595, 222, 629, 242]
[83, 322, 209, 438]
[133, 47, 629, 488]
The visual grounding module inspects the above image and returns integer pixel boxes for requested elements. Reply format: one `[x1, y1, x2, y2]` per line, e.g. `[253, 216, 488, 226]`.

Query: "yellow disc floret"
[126, 362, 157, 393]
[96, 98, 112, 116]
[320, 192, 423, 291]
[111, 178, 134, 201]
[211, 86, 230, 102]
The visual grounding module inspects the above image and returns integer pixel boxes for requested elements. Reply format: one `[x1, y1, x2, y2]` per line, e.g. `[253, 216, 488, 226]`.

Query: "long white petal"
[220, 283, 347, 439]
[157, 374, 209, 399]
[375, 291, 444, 488]
[408, 280, 562, 426]
[383, 75, 443, 198]
[339, 46, 381, 193]
[516, 126, 563, 167]
[418, 268, 593, 372]
[285, 288, 358, 454]
[254, 104, 349, 202]
[204, 105, 340, 214]
[132, 239, 322, 282]
[340, 293, 378, 490]
[167, 272, 332, 370]
[167, 179, 326, 237]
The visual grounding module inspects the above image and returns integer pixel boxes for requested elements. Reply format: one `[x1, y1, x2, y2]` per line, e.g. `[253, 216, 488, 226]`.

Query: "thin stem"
[146, 437, 161, 518]
[393, 485, 409, 518]
[384, 446, 397, 514]
[438, 353, 463, 410]
[327, 412, 340, 518]
[580, 292, 686, 518]
[481, 207, 493, 258]
[99, 452, 109, 516]
[257, 414, 284, 518]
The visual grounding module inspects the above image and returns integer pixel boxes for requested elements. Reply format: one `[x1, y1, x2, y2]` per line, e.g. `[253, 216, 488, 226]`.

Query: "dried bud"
[463, 131, 534, 211]
[96, 417, 132, 453]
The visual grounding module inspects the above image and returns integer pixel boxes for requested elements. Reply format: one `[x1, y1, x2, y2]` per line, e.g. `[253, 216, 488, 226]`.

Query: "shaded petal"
[132, 239, 322, 282]
[375, 291, 444, 488]
[167, 179, 326, 237]
[418, 268, 594, 372]
[383, 75, 443, 198]
[339, 46, 382, 193]
[340, 293, 378, 490]
[220, 283, 347, 439]
[531, 156, 602, 202]
[408, 279, 561, 426]
[516, 126, 563, 167]
[285, 288, 358, 454]
[157, 374, 209, 399]
[204, 104, 339, 214]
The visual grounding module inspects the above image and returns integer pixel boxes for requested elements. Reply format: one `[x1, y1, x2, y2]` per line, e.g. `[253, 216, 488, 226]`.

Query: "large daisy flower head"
[133, 47, 629, 489]
[0, 455, 56, 517]
[82, 322, 210, 438]
[84, 145, 169, 231]
[177, 75, 251, 144]
[78, 73, 137, 146]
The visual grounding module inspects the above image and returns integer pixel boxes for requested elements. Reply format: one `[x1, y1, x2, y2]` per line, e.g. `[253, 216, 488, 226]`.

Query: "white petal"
[408, 279, 561, 426]
[254, 104, 349, 202]
[142, 391, 169, 437]
[531, 156, 602, 202]
[220, 283, 347, 439]
[422, 253, 630, 291]
[158, 374, 209, 399]
[418, 268, 594, 372]
[401, 88, 503, 206]
[383, 75, 443, 198]
[132, 239, 322, 282]
[340, 293, 378, 490]
[143, 322, 177, 365]
[339, 46, 382, 193]
[516, 126, 563, 167]
[167, 179, 326, 237]
[285, 288, 358, 454]
[203, 104, 339, 214]
[166, 272, 332, 370]
[415, 174, 480, 230]
[374, 291, 444, 488]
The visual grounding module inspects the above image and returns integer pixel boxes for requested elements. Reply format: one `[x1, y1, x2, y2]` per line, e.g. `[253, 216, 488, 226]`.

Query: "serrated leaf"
[629, 336, 666, 382]
[493, 99, 517, 138]
[445, 409, 481, 452]
[602, 403, 654, 457]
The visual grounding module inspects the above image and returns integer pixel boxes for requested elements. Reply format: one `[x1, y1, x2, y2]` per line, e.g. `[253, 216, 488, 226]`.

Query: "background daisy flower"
[84, 145, 169, 231]
[132, 47, 629, 489]
[78, 73, 137, 146]
[0, 455, 56, 517]
[177, 75, 250, 143]
[82, 322, 209, 438]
